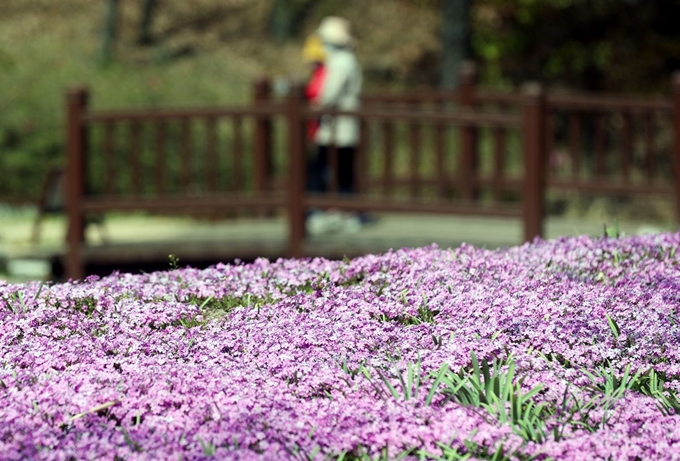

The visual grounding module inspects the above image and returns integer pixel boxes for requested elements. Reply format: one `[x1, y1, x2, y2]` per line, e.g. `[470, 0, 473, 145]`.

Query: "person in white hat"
[306, 16, 364, 235]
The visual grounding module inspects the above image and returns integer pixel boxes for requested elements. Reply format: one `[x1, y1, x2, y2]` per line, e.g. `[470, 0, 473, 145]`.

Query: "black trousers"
[307, 145, 356, 195]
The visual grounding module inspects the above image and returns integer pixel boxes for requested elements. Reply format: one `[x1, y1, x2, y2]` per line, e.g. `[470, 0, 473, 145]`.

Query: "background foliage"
[1, 0, 679, 203]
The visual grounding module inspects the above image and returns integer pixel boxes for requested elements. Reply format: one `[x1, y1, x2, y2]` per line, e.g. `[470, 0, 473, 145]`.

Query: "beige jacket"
[314, 45, 362, 147]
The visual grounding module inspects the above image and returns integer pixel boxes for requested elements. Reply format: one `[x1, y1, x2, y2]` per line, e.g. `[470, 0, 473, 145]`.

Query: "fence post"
[286, 83, 306, 258]
[673, 71, 680, 225]
[253, 77, 273, 195]
[521, 82, 546, 242]
[458, 61, 478, 201]
[458, 61, 478, 107]
[65, 87, 89, 281]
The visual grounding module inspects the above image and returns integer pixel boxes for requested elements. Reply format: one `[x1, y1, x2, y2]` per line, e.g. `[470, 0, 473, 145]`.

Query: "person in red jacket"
[303, 34, 328, 209]
[302, 34, 326, 141]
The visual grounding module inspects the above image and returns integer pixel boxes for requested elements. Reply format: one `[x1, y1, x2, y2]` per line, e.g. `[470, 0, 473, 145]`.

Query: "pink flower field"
[2, 234, 680, 460]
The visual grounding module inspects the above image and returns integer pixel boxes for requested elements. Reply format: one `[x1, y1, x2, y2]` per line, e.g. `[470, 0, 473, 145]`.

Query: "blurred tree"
[440, 0, 472, 89]
[101, 0, 120, 64]
[137, 0, 158, 45]
[472, 0, 680, 92]
[268, 0, 293, 42]
[267, 0, 313, 42]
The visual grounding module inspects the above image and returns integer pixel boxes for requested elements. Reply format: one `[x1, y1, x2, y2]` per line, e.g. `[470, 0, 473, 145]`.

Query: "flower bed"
[2, 234, 680, 460]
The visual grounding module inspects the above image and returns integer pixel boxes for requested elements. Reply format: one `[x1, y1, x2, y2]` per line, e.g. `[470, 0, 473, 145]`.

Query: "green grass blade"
[198, 295, 215, 310]
[605, 313, 620, 339]
[406, 362, 414, 401]
[481, 358, 492, 398]
[396, 365, 408, 401]
[414, 357, 421, 400]
[521, 384, 544, 402]
[32, 283, 44, 303]
[376, 368, 401, 401]
[471, 352, 481, 387]
[426, 363, 449, 406]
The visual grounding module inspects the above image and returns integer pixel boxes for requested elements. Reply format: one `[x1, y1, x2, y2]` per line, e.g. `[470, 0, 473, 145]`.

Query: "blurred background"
[1, 0, 680, 281]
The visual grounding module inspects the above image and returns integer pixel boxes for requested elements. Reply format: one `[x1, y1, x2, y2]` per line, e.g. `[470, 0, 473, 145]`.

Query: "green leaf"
[376, 368, 400, 401]
[198, 295, 214, 310]
[197, 436, 216, 457]
[32, 283, 44, 304]
[605, 313, 620, 339]
[412, 359, 421, 400]
[426, 363, 449, 406]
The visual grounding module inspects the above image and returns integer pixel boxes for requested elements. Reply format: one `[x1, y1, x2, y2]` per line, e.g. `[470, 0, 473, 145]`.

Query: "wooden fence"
[63, 66, 680, 280]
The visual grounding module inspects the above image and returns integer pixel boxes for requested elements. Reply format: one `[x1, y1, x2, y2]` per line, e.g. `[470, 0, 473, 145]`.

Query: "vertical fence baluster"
[594, 113, 606, 177]
[180, 118, 191, 191]
[253, 79, 273, 195]
[435, 121, 447, 198]
[130, 122, 142, 195]
[155, 121, 165, 195]
[569, 112, 581, 178]
[104, 121, 115, 195]
[546, 112, 555, 179]
[382, 121, 394, 196]
[622, 112, 632, 183]
[233, 116, 243, 192]
[459, 123, 476, 201]
[492, 126, 506, 201]
[206, 117, 217, 192]
[434, 97, 448, 198]
[644, 113, 655, 182]
[409, 104, 422, 197]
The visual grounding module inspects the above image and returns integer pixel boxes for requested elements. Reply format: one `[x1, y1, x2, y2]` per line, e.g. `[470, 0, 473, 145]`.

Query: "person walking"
[305, 16, 363, 236]
[302, 33, 328, 198]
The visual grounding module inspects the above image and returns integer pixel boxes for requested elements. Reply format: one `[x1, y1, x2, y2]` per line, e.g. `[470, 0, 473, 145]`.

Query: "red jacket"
[305, 64, 326, 140]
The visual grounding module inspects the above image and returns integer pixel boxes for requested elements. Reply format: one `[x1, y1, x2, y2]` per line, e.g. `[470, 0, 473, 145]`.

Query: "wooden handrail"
[81, 193, 285, 213]
[301, 107, 521, 126]
[475, 89, 673, 112]
[82, 103, 285, 122]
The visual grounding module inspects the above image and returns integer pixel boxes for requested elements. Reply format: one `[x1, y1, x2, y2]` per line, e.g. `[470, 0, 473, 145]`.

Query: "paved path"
[1, 212, 674, 281]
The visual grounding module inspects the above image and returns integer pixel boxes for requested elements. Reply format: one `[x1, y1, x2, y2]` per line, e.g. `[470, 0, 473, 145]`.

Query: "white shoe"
[341, 215, 362, 234]
[306, 212, 343, 236]
[324, 211, 344, 232]
[306, 213, 327, 236]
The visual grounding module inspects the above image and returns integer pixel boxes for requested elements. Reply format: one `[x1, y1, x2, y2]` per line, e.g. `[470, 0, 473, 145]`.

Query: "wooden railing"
[63, 67, 680, 280]
[64, 87, 289, 279]
[257, 64, 680, 210]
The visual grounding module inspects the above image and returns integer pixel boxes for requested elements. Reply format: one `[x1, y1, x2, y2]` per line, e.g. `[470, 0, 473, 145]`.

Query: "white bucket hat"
[317, 16, 353, 47]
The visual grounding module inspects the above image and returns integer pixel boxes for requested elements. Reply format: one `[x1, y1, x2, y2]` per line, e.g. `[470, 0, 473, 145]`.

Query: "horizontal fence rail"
[62, 67, 680, 280]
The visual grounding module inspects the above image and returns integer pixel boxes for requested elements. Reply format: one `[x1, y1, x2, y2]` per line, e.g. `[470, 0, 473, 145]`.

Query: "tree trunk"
[440, 0, 472, 89]
[137, 0, 158, 45]
[268, 0, 315, 43]
[101, 0, 119, 64]
[268, 0, 295, 43]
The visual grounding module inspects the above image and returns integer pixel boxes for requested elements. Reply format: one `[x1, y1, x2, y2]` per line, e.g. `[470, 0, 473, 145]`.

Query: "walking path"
[0, 212, 674, 282]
